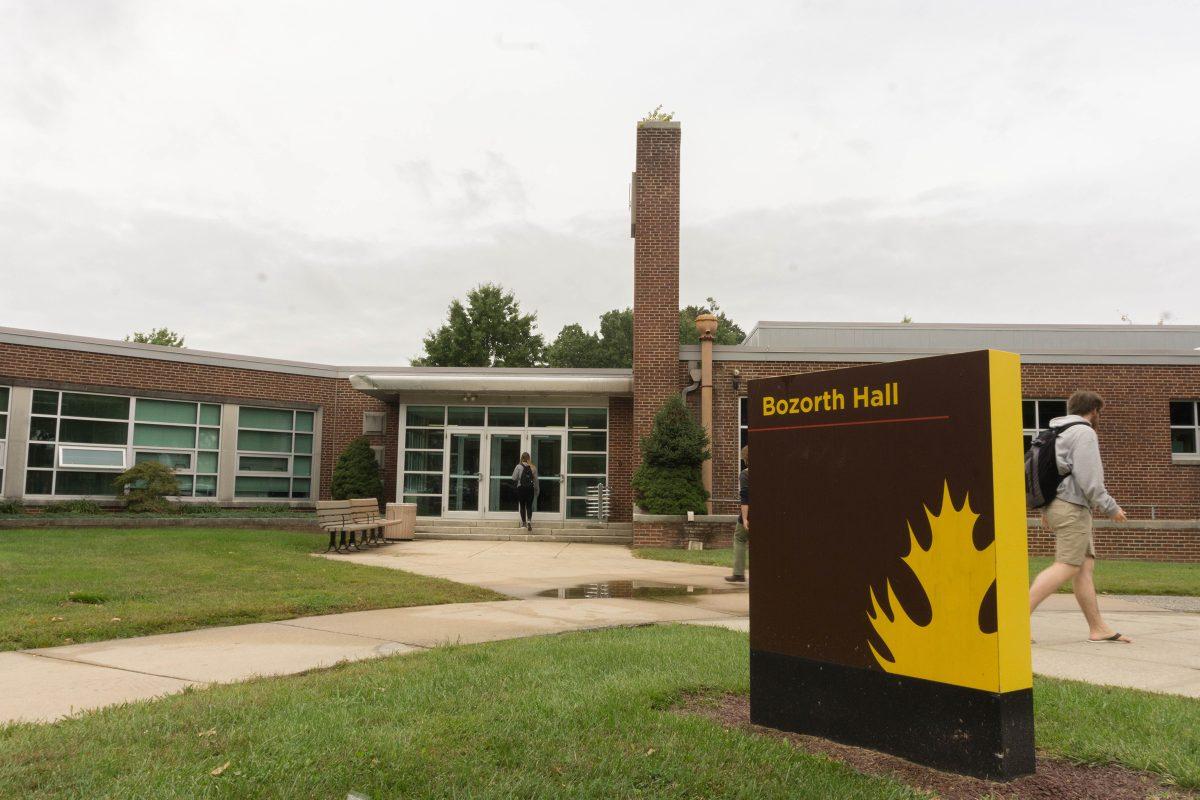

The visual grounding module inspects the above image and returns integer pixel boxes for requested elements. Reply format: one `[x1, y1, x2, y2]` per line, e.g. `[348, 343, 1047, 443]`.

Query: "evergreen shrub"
[331, 436, 384, 507]
[112, 462, 180, 513]
[632, 396, 710, 515]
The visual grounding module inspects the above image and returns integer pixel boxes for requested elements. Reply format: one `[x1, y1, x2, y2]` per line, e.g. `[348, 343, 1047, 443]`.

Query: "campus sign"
[748, 350, 1035, 780]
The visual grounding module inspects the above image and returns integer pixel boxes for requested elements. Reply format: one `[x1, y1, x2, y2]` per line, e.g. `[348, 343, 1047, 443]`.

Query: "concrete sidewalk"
[1, 543, 748, 725]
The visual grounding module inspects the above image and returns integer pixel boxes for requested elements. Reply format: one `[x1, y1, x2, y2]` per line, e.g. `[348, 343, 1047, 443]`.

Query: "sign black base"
[750, 649, 1035, 781]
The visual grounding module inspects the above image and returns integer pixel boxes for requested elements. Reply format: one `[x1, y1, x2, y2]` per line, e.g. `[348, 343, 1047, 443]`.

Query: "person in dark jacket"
[512, 452, 538, 531]
[726, 446, 749, 583]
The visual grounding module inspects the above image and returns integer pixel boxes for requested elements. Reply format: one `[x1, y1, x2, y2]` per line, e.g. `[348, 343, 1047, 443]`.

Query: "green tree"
[126, 327, 185, 347]
[112, 461, 180, 513]
[413, 283, 545, 367]
[631, 395, 710, 515]
[331, 436, 384, 506]
[679, 298, 745, 345]
[545, 324, 604, 368]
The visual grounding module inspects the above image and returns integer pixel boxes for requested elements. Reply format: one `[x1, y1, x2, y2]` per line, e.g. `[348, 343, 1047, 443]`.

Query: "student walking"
[1028, 390, 1131, 643]
[512, 452, 537, 531]
[726, 446, 749, 583]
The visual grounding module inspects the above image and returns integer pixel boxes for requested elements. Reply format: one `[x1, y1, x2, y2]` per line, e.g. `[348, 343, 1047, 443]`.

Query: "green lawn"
[1, 625, 1195, 798]
[0, 528, 502, 651]
[636, 548, 1200, 596]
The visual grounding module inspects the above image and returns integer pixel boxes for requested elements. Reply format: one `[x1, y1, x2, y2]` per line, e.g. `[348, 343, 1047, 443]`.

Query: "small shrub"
[0, 499, 23, 515]
[331, 436, 384, 507]
[248, 504, 300, 514]
[43, 500, 106, 515]
[181, 503, 222, 515]
[112, 461, 180, 513]
[632, 395, 710, 515]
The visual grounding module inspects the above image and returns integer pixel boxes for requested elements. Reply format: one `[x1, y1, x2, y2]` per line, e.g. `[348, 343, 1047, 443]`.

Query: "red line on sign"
[749, 415, 951, 433]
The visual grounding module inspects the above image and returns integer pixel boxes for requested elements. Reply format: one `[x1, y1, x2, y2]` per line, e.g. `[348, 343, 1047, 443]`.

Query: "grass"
[1, 626, 1197, 798]
[0, 528, 502, 651]
[636, 549, 1200, 596]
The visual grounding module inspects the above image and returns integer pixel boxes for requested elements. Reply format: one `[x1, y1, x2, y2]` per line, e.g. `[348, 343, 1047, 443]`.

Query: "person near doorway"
[726, 445, 749, 583]
[1028, 390, 1131, 643]
[513, 452, 538, 531]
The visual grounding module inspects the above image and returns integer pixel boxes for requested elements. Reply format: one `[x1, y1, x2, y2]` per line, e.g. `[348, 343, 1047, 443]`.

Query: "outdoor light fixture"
[731, 368, 741, 392]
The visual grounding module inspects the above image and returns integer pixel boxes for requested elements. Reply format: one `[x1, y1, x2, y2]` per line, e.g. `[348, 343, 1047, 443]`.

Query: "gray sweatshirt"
[511, 463, 538, 495]
[1048, 415, 1119, 517]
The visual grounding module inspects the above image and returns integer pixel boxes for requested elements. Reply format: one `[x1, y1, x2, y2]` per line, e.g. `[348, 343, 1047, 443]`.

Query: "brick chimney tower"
[631, 119, 681, 455]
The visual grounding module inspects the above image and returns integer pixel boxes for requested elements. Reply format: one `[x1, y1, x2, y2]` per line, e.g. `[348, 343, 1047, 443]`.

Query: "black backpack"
[1024, 422, 1089, 509]
[518, 464, 535, 489]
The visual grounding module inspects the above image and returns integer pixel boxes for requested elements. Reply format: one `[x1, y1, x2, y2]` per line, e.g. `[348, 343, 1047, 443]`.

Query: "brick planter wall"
[1028, 518, 1200, 562]
[632, 514, 737, 548]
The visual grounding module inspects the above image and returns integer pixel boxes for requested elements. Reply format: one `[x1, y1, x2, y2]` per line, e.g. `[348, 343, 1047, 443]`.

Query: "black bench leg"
[326, 530, 337, 551]
[339, 530, 348, 551]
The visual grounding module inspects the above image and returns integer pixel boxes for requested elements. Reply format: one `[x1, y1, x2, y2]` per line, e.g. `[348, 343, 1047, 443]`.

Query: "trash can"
[385, 502, 416, 540]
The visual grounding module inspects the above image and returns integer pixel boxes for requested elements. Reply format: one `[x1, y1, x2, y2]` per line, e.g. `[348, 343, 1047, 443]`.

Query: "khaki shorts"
[1045, 499, 1096, 566]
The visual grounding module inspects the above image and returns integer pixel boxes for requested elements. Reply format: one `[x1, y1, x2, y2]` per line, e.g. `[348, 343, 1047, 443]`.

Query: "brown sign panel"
[748, 350, 1034, 780]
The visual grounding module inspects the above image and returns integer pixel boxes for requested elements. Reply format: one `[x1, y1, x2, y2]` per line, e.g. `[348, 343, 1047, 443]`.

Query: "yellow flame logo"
[867, 481, 999, 692]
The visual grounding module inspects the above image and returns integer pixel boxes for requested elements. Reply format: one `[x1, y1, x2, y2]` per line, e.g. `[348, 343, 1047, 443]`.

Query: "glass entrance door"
[487, 433, 523, 513]
[445, 432, 481, 516]
[531, 433, 564, 519]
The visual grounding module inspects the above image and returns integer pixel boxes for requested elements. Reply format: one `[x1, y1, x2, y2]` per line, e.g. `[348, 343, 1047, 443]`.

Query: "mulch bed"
[673, 692, 1194, 799]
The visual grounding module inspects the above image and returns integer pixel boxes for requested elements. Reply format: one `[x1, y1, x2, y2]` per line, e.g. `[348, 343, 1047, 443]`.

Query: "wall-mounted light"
[731, 368, 742, 393]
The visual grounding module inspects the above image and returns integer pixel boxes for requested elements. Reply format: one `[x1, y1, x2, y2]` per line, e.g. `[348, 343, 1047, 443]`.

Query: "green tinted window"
[488, 407, 525, 426]
[295, 411, 314, 432]
[32, 390, 58, 415]
[196, 452, 219, 473]
[406, 406, 445, 427]
[291, 479, 311, 499]
[198, 428, 220, 449]
[133, 424, 196, 448]
[136, 399, 196, 425]
[293, 456, 311, 477]
[239, 456, 290, 472]
[135, 451, 191, 470]
[568, 408, 607, 429]
[194, 475, 217, 497]
[239, 407, 294, 430]
[568, 453, 606, 474]
[199, 404, 221, 426]
[0, 387, 8, 412]
[447, 406, 485, 426]
[60, 419, 128, 445]
[0, 413, 7, 439]
[235, 476, 291, 497]
[405, 429, 444, 450]
[62, 393, 129, 420]
[26, 470, 53, 494]
[30, 417, 57, 442]
[568, 431, 606, 452]
[27, 444, 54, 468]
[54, 471, 117, 495]
[238, 430, 292, 453]
[528, 407, 566, 427]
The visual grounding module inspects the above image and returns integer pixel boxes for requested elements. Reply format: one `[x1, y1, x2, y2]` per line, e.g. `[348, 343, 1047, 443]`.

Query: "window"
[739, 396, 749, 449]
[402, 405, 445, 516]
[1022, 399, 1067, 451]
[362, 412, 386, 435]
[0, 386, 8, 494]
[24, 391, 220, 497]
[1170, 401, 1199, 456]
[565, 408, 607, 519]
[235, 407, 314, 499]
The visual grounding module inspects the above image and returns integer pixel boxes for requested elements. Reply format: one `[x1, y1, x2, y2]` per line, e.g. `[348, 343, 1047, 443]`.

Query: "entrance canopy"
[348, 368, 633, 399]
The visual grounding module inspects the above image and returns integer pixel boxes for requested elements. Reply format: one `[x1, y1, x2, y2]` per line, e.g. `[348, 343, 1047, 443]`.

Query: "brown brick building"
[1, 118, 1198, 559]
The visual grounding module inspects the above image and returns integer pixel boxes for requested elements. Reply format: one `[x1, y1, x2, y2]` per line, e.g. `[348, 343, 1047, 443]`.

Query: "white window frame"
[0, 385, 8, 495]
[234, 407, 315, 500]
[25, 389, 221, 498]
[1022, 398, 1067, 450]
[58, 446, 128, 470]
[1170, 400, 1200, 460]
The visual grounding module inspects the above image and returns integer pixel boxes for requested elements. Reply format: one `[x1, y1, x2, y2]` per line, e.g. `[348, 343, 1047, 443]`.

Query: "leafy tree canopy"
[413, 283, 545, 367]
[126, 327, 185, 347]
[113, 461, 180, 513]
[679, 297, 745, 346]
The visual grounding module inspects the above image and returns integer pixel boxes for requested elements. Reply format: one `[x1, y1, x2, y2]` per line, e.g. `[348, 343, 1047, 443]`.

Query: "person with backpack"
[512, 452, 538, 531]
[1027, 390, 1131, 643]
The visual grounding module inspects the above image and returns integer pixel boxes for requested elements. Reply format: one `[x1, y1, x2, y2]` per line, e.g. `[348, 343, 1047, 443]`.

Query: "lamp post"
[695, 313, 718, 514]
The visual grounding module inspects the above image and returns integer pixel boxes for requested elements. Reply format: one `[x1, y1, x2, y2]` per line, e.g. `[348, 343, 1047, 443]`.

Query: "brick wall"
[632, 121, 681, 471]
[607, 396, 633, 522]
[699, 356, 1200, 561]
[0, 341, 393, 502]
[631, 518, 735, 549]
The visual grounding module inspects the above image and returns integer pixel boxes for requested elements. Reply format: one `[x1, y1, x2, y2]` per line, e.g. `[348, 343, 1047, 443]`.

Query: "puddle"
[536, 581, 743, 600]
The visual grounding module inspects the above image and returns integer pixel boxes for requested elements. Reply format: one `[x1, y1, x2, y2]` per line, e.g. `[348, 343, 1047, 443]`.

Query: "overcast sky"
[2, 0, 1197, 364]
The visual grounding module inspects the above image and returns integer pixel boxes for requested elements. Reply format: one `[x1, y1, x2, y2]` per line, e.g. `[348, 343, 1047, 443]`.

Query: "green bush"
[247, 504, 303, 514]
[632, 396, 710, 515]
[0, 499, 22, 515]
[112, 461, 180, 513]
[42, 500, 106, 515]
[180, 503, 222, 515]
[331, 436, 384, 507]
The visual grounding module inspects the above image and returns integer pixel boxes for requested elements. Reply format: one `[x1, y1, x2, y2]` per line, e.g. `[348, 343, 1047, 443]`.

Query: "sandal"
[1087, 632, 1132, 644]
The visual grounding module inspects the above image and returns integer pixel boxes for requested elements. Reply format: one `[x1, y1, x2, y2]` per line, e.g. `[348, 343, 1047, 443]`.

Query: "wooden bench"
[317, 499, 400, 551]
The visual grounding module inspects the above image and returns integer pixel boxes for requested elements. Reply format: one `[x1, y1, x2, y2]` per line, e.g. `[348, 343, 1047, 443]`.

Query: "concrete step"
[413, 529, 633, 544]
